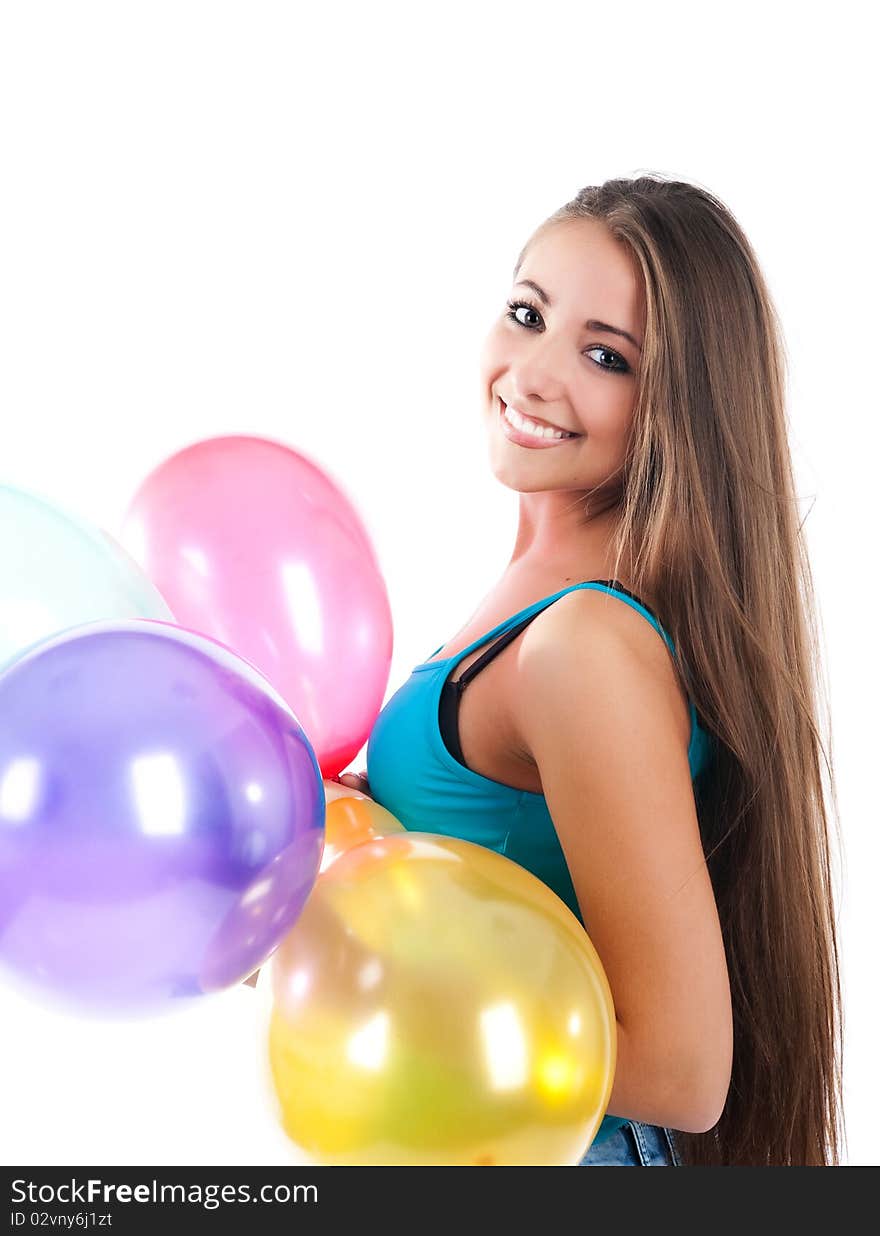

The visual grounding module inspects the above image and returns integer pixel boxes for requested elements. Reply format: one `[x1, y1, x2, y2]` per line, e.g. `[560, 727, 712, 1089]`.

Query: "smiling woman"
[363, 173, 842, 1167]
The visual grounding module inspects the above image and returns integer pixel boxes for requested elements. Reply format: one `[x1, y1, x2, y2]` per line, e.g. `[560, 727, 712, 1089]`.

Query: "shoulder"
[512, 585, 692, 767]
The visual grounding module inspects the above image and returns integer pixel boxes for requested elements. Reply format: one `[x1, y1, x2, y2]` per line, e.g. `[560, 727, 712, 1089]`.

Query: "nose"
[506, 330, 569, 406]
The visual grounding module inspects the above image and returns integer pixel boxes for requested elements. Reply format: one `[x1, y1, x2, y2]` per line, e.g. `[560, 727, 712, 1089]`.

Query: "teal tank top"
[365, 580, 714, 1149]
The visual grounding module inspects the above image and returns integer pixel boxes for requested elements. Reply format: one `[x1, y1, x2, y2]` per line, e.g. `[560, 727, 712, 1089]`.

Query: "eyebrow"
[514, 279, 643, 351]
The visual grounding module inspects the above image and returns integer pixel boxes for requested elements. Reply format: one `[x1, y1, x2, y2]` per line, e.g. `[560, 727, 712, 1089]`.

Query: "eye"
[505, 298, 544, 330]
[505, 299, 632, 375]
[584, 345, 630, 374]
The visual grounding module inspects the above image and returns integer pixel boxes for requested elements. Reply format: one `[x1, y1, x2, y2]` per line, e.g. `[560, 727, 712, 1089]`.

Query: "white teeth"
[503, 403, 573, 440]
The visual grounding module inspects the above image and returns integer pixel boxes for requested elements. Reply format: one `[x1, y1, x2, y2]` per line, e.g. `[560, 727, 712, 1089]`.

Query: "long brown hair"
[515, 175, 844, 1166]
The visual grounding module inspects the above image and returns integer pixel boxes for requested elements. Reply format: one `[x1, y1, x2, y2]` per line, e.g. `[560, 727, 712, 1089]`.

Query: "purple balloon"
[0, 619, 325, 1017]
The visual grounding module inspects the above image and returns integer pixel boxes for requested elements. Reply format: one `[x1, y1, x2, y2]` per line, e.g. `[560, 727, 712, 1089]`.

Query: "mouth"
[498, 399, 582, 448]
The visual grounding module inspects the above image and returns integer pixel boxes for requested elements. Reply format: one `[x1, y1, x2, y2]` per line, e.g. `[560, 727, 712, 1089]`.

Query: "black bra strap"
[453, 613, 541, 690]
[452, 579, 659, 692]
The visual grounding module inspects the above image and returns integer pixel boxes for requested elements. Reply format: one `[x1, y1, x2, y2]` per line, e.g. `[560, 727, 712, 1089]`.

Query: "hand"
[324, 769, 374, 803]
[338, 769, 371, 794]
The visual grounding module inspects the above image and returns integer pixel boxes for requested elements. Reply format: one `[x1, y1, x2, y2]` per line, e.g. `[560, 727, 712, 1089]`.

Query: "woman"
[332, 174, 844, 1167]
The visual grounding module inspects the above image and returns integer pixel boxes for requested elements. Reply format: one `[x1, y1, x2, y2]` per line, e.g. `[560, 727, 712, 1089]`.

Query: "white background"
[0, 1, 876, 1166]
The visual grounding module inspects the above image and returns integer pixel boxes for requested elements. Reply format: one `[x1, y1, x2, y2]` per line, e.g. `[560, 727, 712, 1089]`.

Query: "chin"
[486, 462, 559, 495]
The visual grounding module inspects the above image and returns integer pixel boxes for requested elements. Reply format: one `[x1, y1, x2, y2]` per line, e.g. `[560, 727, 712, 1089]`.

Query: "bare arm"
[516, 591, 732, 1134]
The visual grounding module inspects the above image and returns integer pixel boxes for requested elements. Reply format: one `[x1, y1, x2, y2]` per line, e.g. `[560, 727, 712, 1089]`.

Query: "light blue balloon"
[0, 484, 174, 673]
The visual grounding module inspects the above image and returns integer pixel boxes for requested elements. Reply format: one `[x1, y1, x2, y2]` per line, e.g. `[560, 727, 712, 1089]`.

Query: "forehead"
[519, 219, 645, 327]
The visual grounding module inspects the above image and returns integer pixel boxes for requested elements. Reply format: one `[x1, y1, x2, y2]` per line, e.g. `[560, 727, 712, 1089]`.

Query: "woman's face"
[479, 218, 646, 502]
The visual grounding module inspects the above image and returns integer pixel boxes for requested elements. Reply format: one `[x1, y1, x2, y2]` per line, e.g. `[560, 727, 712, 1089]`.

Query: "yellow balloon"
[265, 832, 616, 1165]
[320, 782, 406, 874]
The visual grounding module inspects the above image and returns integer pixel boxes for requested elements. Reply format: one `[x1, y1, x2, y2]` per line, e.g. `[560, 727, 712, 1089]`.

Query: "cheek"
[574, 385, 634, 443]
[478, 325, 508, 383]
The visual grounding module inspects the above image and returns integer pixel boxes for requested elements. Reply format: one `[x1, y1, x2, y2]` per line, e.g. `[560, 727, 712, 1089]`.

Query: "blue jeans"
[579, 1121, 682, 1166]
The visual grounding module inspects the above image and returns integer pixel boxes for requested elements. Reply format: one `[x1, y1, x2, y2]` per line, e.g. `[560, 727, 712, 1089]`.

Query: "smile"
[499, 400, 582, 449]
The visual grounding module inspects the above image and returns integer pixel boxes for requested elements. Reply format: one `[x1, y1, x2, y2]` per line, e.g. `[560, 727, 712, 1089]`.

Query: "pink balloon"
[121, 435, 392, 777]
